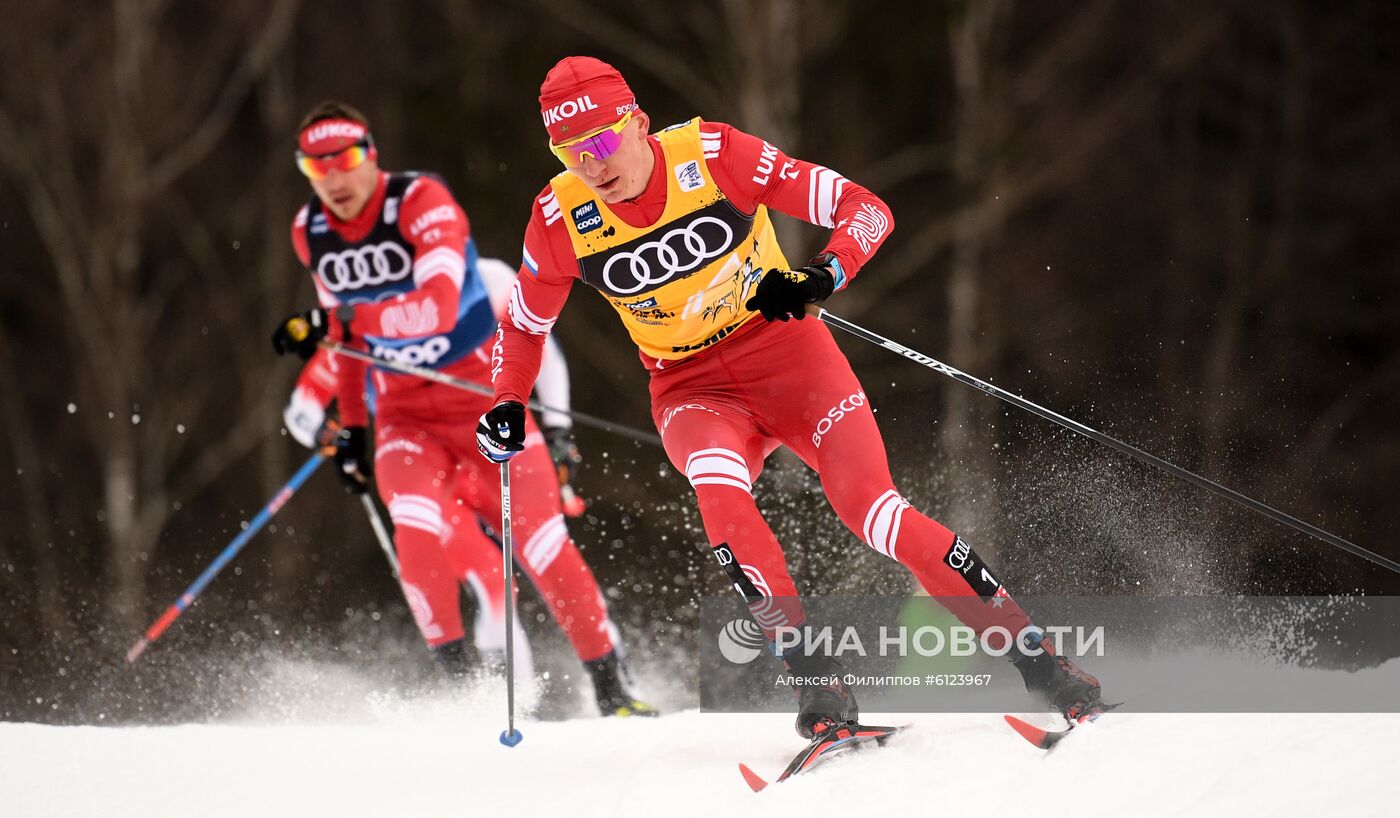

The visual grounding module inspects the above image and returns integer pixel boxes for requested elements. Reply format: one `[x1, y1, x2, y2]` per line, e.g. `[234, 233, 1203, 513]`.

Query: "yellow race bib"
[550, 119, 790, 360]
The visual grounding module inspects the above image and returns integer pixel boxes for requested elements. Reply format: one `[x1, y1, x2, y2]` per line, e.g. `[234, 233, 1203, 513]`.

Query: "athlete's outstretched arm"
[705, 120, 895, 288]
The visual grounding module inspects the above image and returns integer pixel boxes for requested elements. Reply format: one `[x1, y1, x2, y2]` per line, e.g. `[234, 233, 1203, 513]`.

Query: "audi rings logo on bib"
[579, 203, 752, 297]
[600, 216, 732, 294]
[946, 536, 972, 572]
[316, 242, 413, 293]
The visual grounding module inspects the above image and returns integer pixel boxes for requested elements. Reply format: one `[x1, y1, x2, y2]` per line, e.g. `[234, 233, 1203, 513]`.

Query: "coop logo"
[542, 95, 599, 126]
[373, 336, 451, 366]
[718, 618, 766, 664]
[571, 201, 603, 234]
[811, 389, 866, 448]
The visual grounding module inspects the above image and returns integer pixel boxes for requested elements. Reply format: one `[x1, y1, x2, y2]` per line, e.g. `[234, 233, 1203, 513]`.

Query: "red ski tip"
[1004, 715, 1055, 749]
[738, 763, 769, 792]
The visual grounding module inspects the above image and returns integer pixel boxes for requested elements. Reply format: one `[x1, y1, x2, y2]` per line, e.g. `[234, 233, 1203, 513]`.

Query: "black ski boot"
[585, 651, 659, 718]
[431, 638, 472, 678]
[1013, 647, 1103, 722]
[787, 653, 858, 739]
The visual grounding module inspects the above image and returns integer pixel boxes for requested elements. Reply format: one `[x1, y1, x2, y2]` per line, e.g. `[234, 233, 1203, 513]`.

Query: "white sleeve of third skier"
[283, 387, 327, 449]
[476, 256, 517, 316]
[535, 335, 572, 431]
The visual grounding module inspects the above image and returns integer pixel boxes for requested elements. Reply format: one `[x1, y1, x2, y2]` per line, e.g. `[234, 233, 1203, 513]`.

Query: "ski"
[738, 721, 907, 792]
[1004, 702, 1123, 750]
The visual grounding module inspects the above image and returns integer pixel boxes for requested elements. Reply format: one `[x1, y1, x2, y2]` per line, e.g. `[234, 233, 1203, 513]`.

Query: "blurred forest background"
[2, 0, 1398, 723]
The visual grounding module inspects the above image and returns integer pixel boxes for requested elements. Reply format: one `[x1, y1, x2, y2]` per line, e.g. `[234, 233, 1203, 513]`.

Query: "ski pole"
[813, 306, 1400, 577]
[126, 452, 327, 663]
[322, 341, 661, 447]
[360, 494, 399, 577]
[498, 460, 524, 747]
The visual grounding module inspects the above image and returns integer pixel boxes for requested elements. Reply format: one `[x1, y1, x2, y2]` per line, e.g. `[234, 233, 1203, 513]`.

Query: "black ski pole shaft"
[359, 494, 399, 577]
[813, 307, 1400, 577]
[498, 461, 523, 747]
[323, 342, 661, 448]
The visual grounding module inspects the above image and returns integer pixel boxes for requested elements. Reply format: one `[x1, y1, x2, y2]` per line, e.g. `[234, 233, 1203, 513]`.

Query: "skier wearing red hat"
[271, 100, 655, 717]
[476, 58, 1102, 737]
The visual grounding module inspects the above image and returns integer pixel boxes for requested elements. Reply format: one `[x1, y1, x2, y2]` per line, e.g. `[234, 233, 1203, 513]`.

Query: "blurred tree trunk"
[0, 332, 68, 639]
[0, 0, 301, 637]
[942, 0, 1006, 547]
[258, 48, 300, 596]
[721, 0, 800, 251]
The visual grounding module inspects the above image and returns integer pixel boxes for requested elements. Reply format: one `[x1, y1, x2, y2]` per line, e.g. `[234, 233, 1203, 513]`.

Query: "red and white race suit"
[290, 176, 615, 661]
[491, 119, 1042, 652]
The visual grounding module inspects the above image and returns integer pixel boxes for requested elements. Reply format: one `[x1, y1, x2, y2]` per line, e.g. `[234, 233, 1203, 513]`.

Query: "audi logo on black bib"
[317, 242, 413, 293]
[601, 216, 732, 295]
[579, 202, 753, 298]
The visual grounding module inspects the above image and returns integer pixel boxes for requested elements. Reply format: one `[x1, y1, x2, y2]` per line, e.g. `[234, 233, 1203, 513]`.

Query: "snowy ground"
[4, 679, 1395, 817]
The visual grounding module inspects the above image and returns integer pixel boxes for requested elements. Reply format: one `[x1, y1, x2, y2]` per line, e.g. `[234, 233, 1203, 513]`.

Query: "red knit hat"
[538, 56, 638, 144]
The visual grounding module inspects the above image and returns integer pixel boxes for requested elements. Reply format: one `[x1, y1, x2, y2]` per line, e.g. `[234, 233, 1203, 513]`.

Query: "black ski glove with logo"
[476, 401, 527, 463]
[744, 252, 839, 322]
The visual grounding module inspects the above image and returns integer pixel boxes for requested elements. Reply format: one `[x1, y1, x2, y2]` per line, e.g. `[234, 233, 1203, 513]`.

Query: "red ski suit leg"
[373, 420, 466, 648]
[652, 317, 1037, 650]
[651, 388, 805, 636]
[452, 422, 616, 663]
[439, 492, 514, 643]
[374, 354, 616, 660]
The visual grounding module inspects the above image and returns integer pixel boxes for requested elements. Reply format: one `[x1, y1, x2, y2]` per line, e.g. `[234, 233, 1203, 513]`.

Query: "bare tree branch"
[147, 0, 302, 190]
[529, 0, 725, 114]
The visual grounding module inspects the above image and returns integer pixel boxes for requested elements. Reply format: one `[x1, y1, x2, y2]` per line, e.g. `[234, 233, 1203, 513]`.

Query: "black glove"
[476, 401, 527, 463]
[333, 425, 373, 494]
[271, 308, 329, 359]
[544, 426, 582, 485]
[744, 253, 839, 322]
